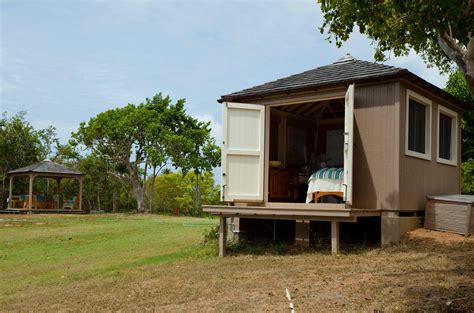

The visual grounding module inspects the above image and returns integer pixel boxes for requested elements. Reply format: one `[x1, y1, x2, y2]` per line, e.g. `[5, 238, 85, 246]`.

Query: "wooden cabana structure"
[7, 159, 85, 213]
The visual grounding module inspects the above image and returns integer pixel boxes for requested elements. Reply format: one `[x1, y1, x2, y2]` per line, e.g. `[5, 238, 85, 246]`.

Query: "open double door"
[221, 84, 354, 206]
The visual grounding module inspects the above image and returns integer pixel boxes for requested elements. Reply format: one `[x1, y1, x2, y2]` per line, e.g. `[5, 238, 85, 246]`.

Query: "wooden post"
[295, 220, 310, 247]
[219, 216, 227, 257]
[331, 221, 340, 255]
[78, 177, 83, 211]
[8, 176, 13, 209]
[56, 178, 62, 209]
[28, 174, 34, 213]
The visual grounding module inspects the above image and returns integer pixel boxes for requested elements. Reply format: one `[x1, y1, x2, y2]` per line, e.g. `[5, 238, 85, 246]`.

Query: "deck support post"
[295, 220, 310, 247]
[331, 221, 340, 254]
[219, 216, 227, 257]
[381, 212, 400, 245]
[8, 175, 13, 209]
[78, 177, 83, 211]
[28, 174, 34, 213]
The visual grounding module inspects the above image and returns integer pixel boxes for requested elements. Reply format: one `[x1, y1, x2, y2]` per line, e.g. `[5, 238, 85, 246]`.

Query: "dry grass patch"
[1, 215, 473, 312]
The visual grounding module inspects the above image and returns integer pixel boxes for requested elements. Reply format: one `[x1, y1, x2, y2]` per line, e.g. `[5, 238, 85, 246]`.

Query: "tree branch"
[108, 171, 130, 183]
[437, 33, 467, 73]
[463, 0, 474, 19]
[465, 35, 474, 98]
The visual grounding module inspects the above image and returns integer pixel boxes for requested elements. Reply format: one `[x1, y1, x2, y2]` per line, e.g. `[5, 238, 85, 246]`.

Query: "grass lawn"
[1, 214, 473, 312]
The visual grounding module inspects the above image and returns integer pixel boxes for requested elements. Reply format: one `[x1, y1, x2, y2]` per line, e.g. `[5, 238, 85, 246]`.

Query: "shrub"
[202, 225, 219, 243]
[461, 159, 474, 194]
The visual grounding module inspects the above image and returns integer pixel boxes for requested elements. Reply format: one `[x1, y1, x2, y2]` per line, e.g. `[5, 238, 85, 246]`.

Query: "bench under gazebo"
[7, 159, 85, 213]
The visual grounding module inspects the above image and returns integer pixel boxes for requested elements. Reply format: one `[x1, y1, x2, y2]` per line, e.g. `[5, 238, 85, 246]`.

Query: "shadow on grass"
[386, 232, 474, 311]
[225, 238, 377, 256]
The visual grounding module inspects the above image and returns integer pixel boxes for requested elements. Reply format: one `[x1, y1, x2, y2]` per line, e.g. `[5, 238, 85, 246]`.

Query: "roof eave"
[401, 71, 471, 111]
[218, 70, 471, 111]
[218, 70, 407, 103]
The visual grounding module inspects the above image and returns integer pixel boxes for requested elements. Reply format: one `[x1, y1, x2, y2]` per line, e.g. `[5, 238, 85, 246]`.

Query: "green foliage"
[147, 171, 221, 216]
[317, 1, 474, 90]
[0, 112, 59, 207]
[445, 71, 474, 160]
[2, 92, 221, 213]
[461, 159, 474, 194]
[445, 71, 474, 194]
[71, 93, 214, 212]
[202, 225, 219, 243]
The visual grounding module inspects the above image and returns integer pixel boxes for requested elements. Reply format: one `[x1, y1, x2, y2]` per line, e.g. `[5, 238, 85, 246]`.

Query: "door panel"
[343, 84, 355, 205]
[222, 102, 265, 202]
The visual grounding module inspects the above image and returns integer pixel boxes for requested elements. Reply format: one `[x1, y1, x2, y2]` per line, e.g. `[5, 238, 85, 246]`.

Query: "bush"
[461, 159, 474, 194]
[202, 225, 219, 243]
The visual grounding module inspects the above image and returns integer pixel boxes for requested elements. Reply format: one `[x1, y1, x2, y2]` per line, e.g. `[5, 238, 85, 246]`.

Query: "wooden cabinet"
[269, 169, 299, 201]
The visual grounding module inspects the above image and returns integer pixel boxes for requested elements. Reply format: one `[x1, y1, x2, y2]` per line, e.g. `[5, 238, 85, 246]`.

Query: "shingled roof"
[219, 55, 469, 110]
[8, 159, 84, 176]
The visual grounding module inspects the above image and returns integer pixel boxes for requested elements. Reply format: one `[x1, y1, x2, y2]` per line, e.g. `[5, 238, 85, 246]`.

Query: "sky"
[1, 0, 449, 148]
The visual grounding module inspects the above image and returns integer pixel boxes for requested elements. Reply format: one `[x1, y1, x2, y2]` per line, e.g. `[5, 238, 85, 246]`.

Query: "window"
[405, 90, 431, 160]
[437, 105, 458, 166]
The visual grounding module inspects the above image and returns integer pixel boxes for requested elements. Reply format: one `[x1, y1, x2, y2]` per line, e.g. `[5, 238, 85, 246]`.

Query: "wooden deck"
[203, 202, 380, 222]
[204, 202, 381, 257]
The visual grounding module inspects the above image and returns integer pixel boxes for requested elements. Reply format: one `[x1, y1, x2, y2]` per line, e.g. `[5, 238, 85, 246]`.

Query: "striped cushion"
[310, 168, 344, 180]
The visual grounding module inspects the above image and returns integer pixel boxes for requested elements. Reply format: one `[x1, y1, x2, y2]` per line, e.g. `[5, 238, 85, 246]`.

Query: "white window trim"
[405, 89, 432, 161]
[437, 104, 458, 166]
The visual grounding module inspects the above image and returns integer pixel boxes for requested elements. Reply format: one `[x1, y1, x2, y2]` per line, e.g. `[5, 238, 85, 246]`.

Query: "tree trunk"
[149, 164, 157, 213]
[97, 190, 101, 211]
[142, 161, 148, 213]
[1, 173, 6, 210]
[129, 164, 145, 212]
[465, 35, 474, 98]
[112, 189, 117, 213]
[438, 34, 474, 98]
[192, 173, 202, 216]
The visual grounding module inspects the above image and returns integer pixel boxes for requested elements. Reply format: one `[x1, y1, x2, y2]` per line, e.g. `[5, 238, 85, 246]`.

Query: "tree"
[165, 116, 220, 216]
[445, 71, 474, 159]
[71, 93, 211, 213]
[318, 0, 474, 96]
[0, 112, 58, 208]
[148, 171, 220, 215]
[445, 71, 474, 194]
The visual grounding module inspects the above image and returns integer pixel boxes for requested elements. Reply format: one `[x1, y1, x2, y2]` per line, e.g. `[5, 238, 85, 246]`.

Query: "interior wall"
[269, 108, 317, 170]
[398, 83, 462, 211]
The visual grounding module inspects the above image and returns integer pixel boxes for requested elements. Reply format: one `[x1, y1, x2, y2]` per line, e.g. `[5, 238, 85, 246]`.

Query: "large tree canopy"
[318, 0, 474, 97]
[71, 93, 220, 213]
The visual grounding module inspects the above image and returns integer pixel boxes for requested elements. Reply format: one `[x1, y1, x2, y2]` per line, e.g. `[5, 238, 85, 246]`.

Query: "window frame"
[405, 89, 432, 161]
[437, 104, 458, 166]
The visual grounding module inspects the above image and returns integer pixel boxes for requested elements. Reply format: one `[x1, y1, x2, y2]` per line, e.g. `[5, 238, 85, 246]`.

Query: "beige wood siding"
[398, 83, 462, 211]
[352, 82, 399, 210]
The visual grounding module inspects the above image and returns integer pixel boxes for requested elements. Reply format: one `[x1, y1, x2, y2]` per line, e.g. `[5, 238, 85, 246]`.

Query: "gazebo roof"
[8, 159, 84, 177]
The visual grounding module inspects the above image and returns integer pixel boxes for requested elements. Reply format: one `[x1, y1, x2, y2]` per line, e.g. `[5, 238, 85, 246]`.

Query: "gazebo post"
[78, 177, 83, 211]
[28, 174, 34, 213]
[56, 178, 62, 210]
[8, 175, 13, 209]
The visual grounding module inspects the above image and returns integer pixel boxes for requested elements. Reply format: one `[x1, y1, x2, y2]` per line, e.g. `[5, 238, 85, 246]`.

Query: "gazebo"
[7, 159, 85, 213]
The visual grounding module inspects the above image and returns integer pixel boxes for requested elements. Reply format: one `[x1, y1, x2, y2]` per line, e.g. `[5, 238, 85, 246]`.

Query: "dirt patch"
[403, 228, 471, 245]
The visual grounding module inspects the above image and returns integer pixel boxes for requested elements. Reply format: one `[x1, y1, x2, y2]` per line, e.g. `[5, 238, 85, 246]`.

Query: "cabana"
[204, 55, 468, 255]
[7, 159, 85, 213]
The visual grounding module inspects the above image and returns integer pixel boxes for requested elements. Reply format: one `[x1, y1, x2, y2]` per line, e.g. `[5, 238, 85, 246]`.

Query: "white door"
[343, 84, 355, 205]
[221, 102, 265, 202]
